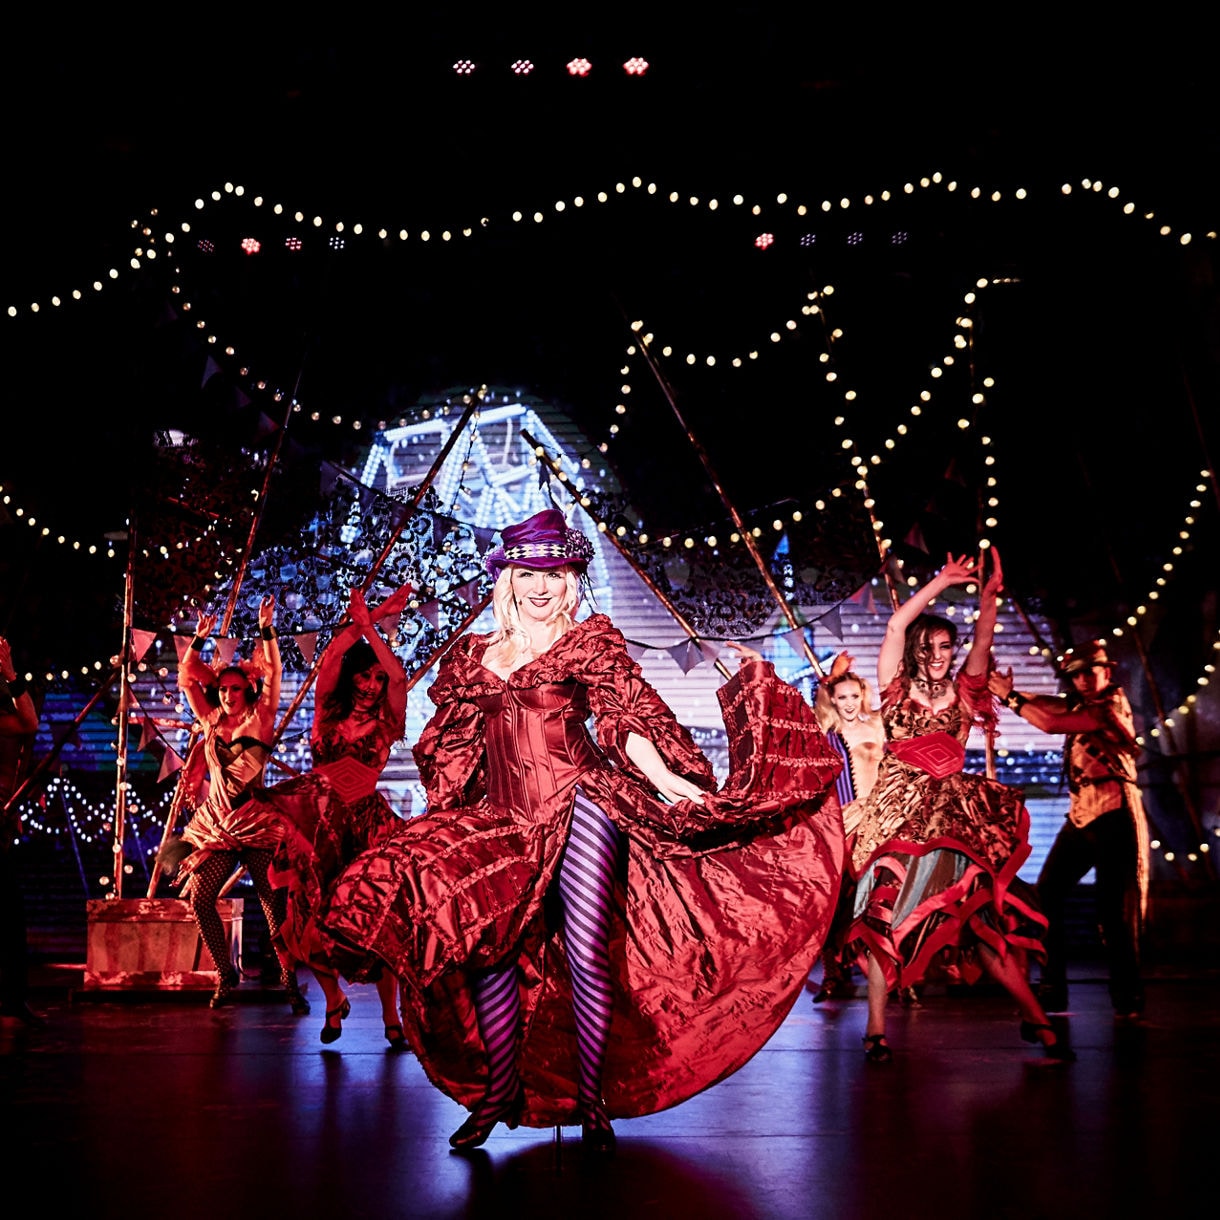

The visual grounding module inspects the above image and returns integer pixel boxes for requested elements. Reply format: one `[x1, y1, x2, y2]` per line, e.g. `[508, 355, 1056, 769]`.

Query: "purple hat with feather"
[484, 509, 595, 578]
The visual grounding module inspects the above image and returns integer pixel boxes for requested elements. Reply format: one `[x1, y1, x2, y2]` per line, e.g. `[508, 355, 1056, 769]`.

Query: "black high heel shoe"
[1020, 1020, 1077, 1062]
[862, 1033, 893, 1063]
[320, 996, 350, 1044]
[283, 973, 311, 1016]
[579, 1102, 617, 1156]
[210, 969, 240, 1009]
[384, 1023, 408, 1052]
[449, 1085, 525, 1151]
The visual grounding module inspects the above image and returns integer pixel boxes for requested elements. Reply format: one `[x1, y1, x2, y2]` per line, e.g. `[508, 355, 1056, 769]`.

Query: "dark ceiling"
[2, 20, 1218, 686]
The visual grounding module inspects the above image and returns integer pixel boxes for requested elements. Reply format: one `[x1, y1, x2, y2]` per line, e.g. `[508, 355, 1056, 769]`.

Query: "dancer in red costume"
[844, 551, 1073, 1063]
[321, 508, 846, 1154]
[257, 583, 413, 1047]
[167, 595, 306, 1010]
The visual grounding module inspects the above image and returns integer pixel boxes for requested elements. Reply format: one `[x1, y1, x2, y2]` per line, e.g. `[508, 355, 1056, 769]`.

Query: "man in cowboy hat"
[989, 640, 1150, 1019]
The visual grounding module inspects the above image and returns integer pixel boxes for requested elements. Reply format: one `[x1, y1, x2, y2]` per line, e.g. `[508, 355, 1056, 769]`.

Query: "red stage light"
[196, 239, 214, 254]
[511, 59, 534, 75]
[285, 236, 302, 252]
[566, 57, 592, 77]
[754, 232, 774, 250]
[452, 59, 476, 75]
[623, 57, 649, 76]
[241, 237, 261, 255]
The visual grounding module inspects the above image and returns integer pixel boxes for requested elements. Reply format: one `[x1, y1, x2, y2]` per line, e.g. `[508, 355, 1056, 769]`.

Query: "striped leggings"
[470, 790, 621, 1115]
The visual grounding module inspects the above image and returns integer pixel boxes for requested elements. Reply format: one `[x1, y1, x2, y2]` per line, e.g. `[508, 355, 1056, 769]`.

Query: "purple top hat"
[484, 508, 595, 578]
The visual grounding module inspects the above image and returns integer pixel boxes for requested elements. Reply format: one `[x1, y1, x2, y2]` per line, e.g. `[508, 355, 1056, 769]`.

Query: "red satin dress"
[322, 614, 845, 1126]
[846, 671, 1048, 990]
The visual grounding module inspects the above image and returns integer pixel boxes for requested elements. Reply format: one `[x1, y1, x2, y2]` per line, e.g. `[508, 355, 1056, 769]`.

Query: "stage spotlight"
[197, 239, 215, 254]
[566, 57, 592, 76]
[285, 236, 303, 251]
[847, 232, 863, 245]
[241, 237, 261, 255]
[452, 59, 476, 75]
[800, 234, 816, 247]
[328, 236, 345, 250]
[623, 57, 649, 76]
[891, 231, 909, 245]
[754, 232, 775, 250]
[511, 59, 534, 75]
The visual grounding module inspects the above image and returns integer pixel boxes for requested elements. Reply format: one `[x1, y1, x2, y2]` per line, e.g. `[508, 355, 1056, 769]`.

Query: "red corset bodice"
[473, 679, 605, 819]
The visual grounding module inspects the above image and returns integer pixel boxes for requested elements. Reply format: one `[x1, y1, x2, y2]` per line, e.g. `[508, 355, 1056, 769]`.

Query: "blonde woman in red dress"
[322, 508, 847, 1154]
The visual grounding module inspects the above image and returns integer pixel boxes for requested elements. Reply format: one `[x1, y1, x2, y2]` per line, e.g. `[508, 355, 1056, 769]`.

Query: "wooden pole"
[630, 333, 825, 678]
[112, 519, 137, 900]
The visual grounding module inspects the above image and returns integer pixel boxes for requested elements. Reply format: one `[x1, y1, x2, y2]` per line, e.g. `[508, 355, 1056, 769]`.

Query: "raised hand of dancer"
[257, 593, 277, 631]
[195, 609, 218, 640]
[723, 641, 764, 667]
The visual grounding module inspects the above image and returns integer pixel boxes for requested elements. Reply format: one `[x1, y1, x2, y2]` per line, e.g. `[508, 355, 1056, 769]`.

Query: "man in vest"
[989, 639, 1150, 1019]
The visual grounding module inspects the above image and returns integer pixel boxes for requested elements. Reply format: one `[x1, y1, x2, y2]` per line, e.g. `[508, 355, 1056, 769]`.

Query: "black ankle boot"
[579, 1102, 616, 1156]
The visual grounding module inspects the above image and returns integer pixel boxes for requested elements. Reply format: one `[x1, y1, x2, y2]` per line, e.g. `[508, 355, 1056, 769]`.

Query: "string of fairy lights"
[3, 172, 1217, 866]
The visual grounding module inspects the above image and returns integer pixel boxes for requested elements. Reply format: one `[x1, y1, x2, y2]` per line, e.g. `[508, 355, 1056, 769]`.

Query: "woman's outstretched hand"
[938, 553, 979, 586]
[723, 641, 764, 667]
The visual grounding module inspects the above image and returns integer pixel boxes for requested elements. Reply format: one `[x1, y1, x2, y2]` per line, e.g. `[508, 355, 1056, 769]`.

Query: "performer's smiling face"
[512, 566, 568, 623]
[918, 630, 955, 683]
[832, 680, 863, 721]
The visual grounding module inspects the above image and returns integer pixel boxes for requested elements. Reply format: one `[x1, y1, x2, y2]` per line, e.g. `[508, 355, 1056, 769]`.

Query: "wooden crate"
[84, 897, 243, 990]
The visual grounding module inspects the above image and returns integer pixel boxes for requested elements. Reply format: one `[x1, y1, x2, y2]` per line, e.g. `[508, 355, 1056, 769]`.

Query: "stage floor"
[3, 957, 1216, 1220]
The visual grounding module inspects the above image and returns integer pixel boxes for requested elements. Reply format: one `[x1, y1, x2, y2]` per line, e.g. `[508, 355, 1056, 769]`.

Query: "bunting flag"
[783, 627, 809, 660]
[172, 634, 193, 663]
[420, 599, 443, 629]
[294, 631, 318, 667]
[158, 747, 184, 783]
[139, 715, 157, 752]
[254, 411, 280, 440]
[903, 521, 930, 553]
[849, 581, 878, 613]
[235, 387, 252, 409]
[131, 629, 158, 663]
[214, 638, 239, 667]
[455, 578, 482, 608]
[817, 604, 844, 641]
[201, 355, 223, 387]
[625, 641, 649, 662]
[667, 639, 710, 674]
[473, 527, 498, 553]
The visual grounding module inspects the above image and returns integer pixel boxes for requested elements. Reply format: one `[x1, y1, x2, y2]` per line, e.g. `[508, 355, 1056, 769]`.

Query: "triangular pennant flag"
[132, 629, 158, 663]
[783, 627, 809, 660]
[254, 412, 279, 440]
[697, 640, 720, 665]
[294, 632, 318, 667]
[173, 635, 193, 663]
[214, 638, 239, 667]
[625, 641, 649, 662]
[818, 604, 843, 641]
[667, 640, 704, 674]
[235, 387, 252, 409]
[139, 716, 157, 751]
[903, 521, 930, 553]
[158, 747, 184, 782]
[455, 578, 481, 608]
[420, 599, 443, 629]
[201, 355, 223, 387]
[473, 527, 498, 553]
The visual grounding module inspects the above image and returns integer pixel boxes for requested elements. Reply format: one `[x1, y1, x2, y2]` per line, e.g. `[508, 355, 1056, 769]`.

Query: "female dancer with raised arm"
[810, 651, 886, 1002]
[251, 582, 413, 1047]
[321, 508, 846, 1153]
[844, 551, 1072, 1062]
[168, 594, 306, 1010]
